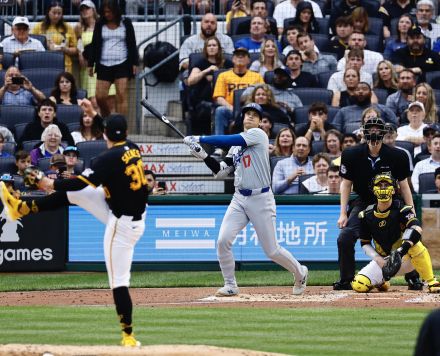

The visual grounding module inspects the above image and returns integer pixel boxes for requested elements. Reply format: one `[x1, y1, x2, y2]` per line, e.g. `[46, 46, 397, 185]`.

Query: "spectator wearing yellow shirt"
[226, 0, 251, 34]
[212, 47, 263, 136]
[32, 1, 78, 73]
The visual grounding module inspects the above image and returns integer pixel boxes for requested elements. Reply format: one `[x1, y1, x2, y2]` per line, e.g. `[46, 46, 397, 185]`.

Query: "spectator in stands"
[15, 150, 31, 176]
[329, 0, 379, 35]
[392, 26, 440, 81]
[282, 25, 311, 56]
[30, 124, 65, 165]
[19, 98, 74, 146]
[71, 98, 104, 143]
[327, 16, 353, 60]
[373, 60, 398, 95]
[273, 0, 323, 35]
[180, 0, 212, 36]
[415, 0, 440, 48]
[45, 153, 68, 179]
[290, 1, 320, 34]
[32, 1, 78, 73]
[250, 38, 283, 76]
[295, 102, 336, 141]
[0, 66, 45, 106]
[414, 124, 440, 163]
[327, 48, 373, 92]
[268, 67, 303, 114]
[0, 125, 15, 144]
[86, 0, 138, 118]
[337, 31, 383, 75]
[382, 0, 416, 40]
[63, 145, 80, 176]
[434, 167, 440, 193]
[349, 7, 370, 35]
[325, 165, 341, 194]
[272, 136, 314, 194]
[247, 84, 291, 125]
[333, 82, 398, 133]
[301, 152, 331, 193]
[0, 134, 11, 157]
[383, 123, 414, 171]
[397, 101, 427, 155]
[411, 133, 440, 192]
[235, 0, 278, 36]
[284, 50, 319, 88]
[324, 129, 343, 160]
[272, 127, 296, 157]
[144, 169, 165, 195]
[260, 111, 275, 140]
[179, 13, 234, 71]
[235, 16, 279, 53]
[75, 0, 116, 112]
[49, 71, 80, 105]
[383, 14, 413, 60]
[414, 82, 439, 124]
[212, 47, 263, 141]
[297, 33, 337, 76]
[385, 68, 416, 121]
[331, 68, 359, 107]
[342, 133, 359, 149]
[0, 16, 45, 59]
[226, 0, 251, 34]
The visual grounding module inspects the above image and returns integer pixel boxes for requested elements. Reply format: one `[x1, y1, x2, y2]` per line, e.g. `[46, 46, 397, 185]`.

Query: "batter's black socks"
[113, 286, 133, 334]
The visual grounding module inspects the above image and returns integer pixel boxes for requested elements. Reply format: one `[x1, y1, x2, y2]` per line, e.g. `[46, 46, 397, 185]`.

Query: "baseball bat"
[140, 99, 201, 152]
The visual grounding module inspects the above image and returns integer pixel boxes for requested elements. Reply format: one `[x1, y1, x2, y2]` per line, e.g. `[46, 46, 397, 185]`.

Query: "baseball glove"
[382, 250, 402, 281]
[23, 166, 45, 189]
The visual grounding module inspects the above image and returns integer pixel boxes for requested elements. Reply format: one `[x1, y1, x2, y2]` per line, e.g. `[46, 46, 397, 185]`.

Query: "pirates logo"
[379, 220, 386, 228]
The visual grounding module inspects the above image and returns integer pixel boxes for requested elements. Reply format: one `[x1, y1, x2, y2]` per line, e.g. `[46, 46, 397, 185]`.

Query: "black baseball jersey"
[359, 200, 419, 256]
[79, 140, 148, 217]
[339, 143, 410, 204]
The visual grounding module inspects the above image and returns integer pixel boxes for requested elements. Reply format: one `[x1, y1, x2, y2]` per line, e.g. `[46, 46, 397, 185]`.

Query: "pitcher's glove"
[382, 250, 402, 281]
[23, 166, 45, 189]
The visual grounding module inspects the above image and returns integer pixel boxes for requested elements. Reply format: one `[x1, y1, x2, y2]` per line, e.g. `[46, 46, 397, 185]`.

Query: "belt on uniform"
[238, 187, 270, 196]
[113, 212, 143, 221]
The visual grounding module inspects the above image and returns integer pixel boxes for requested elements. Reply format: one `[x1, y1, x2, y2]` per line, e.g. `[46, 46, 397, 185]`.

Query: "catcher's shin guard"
[409, 242, 435, 283]
[351, 274, 374, 293]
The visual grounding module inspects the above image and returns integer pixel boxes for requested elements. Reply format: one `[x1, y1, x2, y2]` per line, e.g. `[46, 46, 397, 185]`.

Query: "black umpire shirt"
[339, 143, 410, 204]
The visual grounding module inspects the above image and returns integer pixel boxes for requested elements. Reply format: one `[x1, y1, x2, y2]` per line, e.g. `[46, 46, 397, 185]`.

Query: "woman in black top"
[290, 1, 319, 34]
[331, 68, 359, 108]
[373, 60, 398, 96]
[49, 71, 80, 105]
[87, 0, 138, 117]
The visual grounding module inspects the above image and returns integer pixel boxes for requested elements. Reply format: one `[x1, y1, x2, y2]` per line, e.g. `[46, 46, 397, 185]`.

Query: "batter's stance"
[0, 114, 148, 347]
[184, 103, 308, 296]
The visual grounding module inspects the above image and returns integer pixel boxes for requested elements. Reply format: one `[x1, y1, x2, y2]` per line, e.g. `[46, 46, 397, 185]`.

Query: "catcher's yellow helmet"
[371, 173, 396, 203]
[351, 274, 374, 293]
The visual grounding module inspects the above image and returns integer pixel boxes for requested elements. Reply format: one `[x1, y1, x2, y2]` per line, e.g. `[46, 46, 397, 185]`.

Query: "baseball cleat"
[0, 181, 24, 221]
[428, 281, 440, 293]
[333, 280, 353, 290]
[215, 285, 239, 297]
[121, 332, 141, 347]
[293, 265, 308, 295]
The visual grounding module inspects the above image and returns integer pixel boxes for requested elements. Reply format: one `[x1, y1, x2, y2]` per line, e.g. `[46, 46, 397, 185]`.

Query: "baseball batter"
[0, 114, 148, 347]
[184, 103, 308, 296]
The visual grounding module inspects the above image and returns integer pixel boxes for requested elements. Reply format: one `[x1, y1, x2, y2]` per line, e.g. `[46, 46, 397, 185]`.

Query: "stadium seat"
[67, 122, 80, 132]
[264, 70, 275, 85]
[317, 71, 336, 88]
[0, 105, 35, 131]
[2, 141, 16, 156]
[368, 17, 384, 37]
[13, 174, 25, 191]
[373, 88, 388, 105]
[188, 53, 205, 72]
[434, 90, 440, 105]
[390, 18, 399, 37]
[311, 33, 331, 51]
[14, 122, 28, 143]
[41, 88, 88, 100]
[298, 173, 316, 194]
[38, 157, 84, 174]
[395, 141, 415, 159]
[292, 88, 333, 105]
[22, 140, 41, 152]
[21, 68, 63, 90]
[1, 53, 15, 70]
[365, 34, 382, 52]
[1, 34, 47, 49]
[272, 122, 289, 136]
[232, 88, 246, 122]
[0, 70, 4, 88]
[76, 140, 107, 168]
[270, 155, 288, 174]
[19, 51, 65, 71]
[212, 69, 228, 89]
[426, 71, 440, 90]
[56, 105, 83, 125]
[311, 140, 325, 155]
[0, 156, 17, 175]
[419, 172, 436, 193]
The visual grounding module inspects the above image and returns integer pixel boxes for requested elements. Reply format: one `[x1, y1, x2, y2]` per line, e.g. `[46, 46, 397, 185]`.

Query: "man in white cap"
[0, 16, 45, 58]
[396, 101, 427, 156]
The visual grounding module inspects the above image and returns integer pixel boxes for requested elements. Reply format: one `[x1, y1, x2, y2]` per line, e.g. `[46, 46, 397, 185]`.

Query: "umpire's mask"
[363, 117, 386, 146]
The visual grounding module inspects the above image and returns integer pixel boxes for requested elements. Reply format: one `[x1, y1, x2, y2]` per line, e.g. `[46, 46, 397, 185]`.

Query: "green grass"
[0, 306, 429, 356]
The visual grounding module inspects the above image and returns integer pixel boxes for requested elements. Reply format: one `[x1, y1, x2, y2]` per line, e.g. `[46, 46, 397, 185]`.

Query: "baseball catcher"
[351, 173, 440, 293]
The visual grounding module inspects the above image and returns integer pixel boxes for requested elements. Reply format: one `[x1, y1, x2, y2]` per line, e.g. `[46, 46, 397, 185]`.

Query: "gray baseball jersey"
[226, 128, 271, 190]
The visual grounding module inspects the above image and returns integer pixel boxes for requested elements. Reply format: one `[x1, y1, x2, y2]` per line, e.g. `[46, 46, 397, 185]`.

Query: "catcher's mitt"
[23, 166, 45, 189]
[382, 250, 402, 281]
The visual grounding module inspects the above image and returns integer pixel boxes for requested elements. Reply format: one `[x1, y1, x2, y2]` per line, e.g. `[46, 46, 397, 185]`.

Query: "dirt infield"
[0, 286, 438, 308]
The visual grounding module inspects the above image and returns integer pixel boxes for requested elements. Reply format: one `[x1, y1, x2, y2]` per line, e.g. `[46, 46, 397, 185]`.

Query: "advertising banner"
[0, 203, 67, 271]
[69, 204, 368, 262]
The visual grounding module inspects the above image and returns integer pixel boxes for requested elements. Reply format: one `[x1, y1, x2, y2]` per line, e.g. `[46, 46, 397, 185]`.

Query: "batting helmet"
[241, 103, 263, 120]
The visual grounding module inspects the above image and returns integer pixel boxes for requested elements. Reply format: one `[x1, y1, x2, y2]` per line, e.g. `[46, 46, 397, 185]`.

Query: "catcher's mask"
[371, 173, 397, 202]
[363, 117, 386, 145]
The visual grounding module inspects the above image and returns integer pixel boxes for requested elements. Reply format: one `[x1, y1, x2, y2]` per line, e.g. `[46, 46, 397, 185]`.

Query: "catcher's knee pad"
[351, 274, 374, 293]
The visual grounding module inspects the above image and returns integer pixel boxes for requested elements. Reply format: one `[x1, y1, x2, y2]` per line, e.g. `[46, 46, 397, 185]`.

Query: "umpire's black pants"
[337, 200, 367, 282]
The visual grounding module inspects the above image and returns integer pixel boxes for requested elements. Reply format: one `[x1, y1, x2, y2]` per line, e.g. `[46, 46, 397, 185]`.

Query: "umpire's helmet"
[241, 103, 263, 120]
[363, 117, 386, 145]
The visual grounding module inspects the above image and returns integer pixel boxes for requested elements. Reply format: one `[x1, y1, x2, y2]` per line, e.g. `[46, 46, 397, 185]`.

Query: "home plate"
[199, 293, 349, 303]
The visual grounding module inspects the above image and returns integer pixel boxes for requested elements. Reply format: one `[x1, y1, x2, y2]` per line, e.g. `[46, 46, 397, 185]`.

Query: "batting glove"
[183, 136, 200, 146]
[189, 143, 208, 160]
